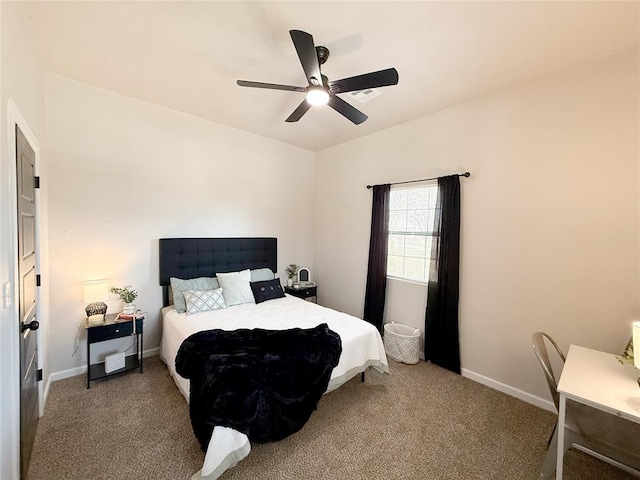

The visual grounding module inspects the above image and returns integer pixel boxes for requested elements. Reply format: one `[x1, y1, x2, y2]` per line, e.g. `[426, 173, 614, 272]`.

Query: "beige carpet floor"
[27, 356, 635, 480]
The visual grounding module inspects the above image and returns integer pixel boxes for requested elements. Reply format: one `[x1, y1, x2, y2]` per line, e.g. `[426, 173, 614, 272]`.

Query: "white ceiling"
[26, 1, 639, 152]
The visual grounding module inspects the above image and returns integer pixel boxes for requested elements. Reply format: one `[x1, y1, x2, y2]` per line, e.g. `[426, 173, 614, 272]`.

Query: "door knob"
[21, 320, 39, 333]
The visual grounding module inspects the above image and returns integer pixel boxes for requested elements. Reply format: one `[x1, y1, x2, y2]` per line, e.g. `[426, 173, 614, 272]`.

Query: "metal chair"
[531, 332, 640, 479]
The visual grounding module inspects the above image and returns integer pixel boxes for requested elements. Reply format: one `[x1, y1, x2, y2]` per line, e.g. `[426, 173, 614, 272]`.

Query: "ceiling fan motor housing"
[316, 45, 330, 65]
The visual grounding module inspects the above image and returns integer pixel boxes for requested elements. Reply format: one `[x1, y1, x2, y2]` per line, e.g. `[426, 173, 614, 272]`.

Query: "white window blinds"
[387, 182, 438, 282]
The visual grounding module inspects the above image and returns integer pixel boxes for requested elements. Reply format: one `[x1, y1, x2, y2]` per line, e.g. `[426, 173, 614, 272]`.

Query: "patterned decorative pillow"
[250, 278, 285, 304]
[183, 288, 227, 315]
[217, 269, 254, 306]
[170, 277, 219, 313]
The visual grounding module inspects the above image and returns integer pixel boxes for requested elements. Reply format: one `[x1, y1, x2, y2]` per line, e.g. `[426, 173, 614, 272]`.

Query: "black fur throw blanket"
[175, 323, 342, 449]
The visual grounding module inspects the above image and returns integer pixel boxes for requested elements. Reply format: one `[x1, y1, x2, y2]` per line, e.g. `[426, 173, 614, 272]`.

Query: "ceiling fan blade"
[328, 95, 368, 125]
[290, 30, 322, 86]
[285, 100, 312, 123]
[237, 80, 306, 92]
[328, 68, 399, 94]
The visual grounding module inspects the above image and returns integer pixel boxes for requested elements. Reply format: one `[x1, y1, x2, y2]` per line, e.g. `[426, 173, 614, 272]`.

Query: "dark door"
[16, 125, 39, 479]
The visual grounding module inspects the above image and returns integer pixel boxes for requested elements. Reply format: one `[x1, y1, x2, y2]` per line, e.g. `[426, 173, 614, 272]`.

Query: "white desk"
[556, 345, 640, 479]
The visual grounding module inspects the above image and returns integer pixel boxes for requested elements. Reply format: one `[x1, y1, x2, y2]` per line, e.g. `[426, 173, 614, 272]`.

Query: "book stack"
[116, 310, 147, 322]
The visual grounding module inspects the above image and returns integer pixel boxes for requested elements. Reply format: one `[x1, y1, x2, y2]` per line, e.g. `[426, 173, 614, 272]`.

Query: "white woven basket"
[383, 322, 420, 364]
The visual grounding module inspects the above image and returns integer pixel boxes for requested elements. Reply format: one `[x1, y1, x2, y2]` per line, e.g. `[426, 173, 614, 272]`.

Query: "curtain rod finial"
[463, 172, 470, 177]
[366, 185, 373, 189]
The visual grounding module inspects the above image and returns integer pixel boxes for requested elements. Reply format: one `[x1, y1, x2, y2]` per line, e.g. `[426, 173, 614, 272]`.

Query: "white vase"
[287, 278, 293, 287]
[122, 302, 136, 314]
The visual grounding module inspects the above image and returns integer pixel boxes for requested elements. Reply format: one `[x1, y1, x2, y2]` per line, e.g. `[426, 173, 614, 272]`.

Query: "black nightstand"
[285, 285, 317, 303]
[85, 313, 144, 388]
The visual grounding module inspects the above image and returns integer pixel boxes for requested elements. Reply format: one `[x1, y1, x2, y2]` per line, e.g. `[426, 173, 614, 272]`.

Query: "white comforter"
[160, 294, 388, 479]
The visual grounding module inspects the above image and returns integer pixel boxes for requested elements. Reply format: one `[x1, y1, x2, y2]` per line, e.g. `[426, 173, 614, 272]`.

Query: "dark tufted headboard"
[159, 237, 277, 306]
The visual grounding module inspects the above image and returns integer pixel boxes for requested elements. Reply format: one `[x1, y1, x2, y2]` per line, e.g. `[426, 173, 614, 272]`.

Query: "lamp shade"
[634, 321, 640, 369]
[83, 280, 107, 303]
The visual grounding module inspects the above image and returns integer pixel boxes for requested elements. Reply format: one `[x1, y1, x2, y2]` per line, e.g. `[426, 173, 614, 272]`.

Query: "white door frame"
[5, 98, 46, 480]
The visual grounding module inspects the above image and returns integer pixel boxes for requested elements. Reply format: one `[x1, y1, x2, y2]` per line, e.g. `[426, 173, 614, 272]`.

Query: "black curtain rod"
[366, 172, 471, 189]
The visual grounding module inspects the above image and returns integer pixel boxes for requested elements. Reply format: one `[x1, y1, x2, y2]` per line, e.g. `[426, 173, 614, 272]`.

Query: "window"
[387, 182, 438, 283]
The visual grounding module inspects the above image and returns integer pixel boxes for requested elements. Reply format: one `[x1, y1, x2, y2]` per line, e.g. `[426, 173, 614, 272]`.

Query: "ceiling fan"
[236, 29, 399, 125]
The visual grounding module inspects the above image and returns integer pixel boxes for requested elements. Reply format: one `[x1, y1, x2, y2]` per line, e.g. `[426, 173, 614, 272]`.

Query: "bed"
[158, 237, 389, 479]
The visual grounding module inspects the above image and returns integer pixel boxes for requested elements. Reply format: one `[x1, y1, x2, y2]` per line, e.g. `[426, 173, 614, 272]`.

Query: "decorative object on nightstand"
[295, 266, 314, 288]
[84, 280, 108, 326]
[286, 264, 298, 288]
[110, 285, 138, 314]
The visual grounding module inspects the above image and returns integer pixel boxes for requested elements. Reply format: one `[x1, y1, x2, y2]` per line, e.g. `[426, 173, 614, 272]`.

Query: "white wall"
[0, 3, 46, 479]
[314, 49, 639, 405]
[44, 74, 315, 375]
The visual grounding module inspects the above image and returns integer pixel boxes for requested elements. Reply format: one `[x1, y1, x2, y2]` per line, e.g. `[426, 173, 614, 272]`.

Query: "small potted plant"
[617, 339, 634, 367]
[110, 285, 138, 314]
[286, 264, 298, 288]
[617, 339, 639, 388]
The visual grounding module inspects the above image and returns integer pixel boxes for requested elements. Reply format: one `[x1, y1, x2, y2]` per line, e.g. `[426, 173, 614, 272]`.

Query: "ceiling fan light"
[306, 87, 329, 106]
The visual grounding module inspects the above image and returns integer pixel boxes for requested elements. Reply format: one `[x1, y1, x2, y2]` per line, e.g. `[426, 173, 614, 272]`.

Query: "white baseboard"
[574, 445, 640, 477]
[48, 365, 86, 384]
[142, 347, 160, 358]
[43, 347, 161, 408]
[142, 347, 160, 359]
[461, 367, 555, 413]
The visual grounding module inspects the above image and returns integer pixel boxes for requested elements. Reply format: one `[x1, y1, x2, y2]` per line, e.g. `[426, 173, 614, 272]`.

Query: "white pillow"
[183, 288, 227, 315]
[217, 269, 254, 306]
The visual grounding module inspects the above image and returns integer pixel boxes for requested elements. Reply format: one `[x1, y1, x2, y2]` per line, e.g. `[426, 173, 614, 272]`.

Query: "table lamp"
[84, 280, 107, 326]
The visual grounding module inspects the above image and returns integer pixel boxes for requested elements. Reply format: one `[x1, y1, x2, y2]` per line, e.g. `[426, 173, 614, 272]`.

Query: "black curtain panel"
[425, 175, 461, 374]
[363, 184, 391, 332]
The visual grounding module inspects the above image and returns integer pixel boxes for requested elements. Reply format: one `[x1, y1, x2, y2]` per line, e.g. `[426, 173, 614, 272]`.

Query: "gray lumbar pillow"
[170, 277, 220, 313]
[250, 268, 275, 282]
